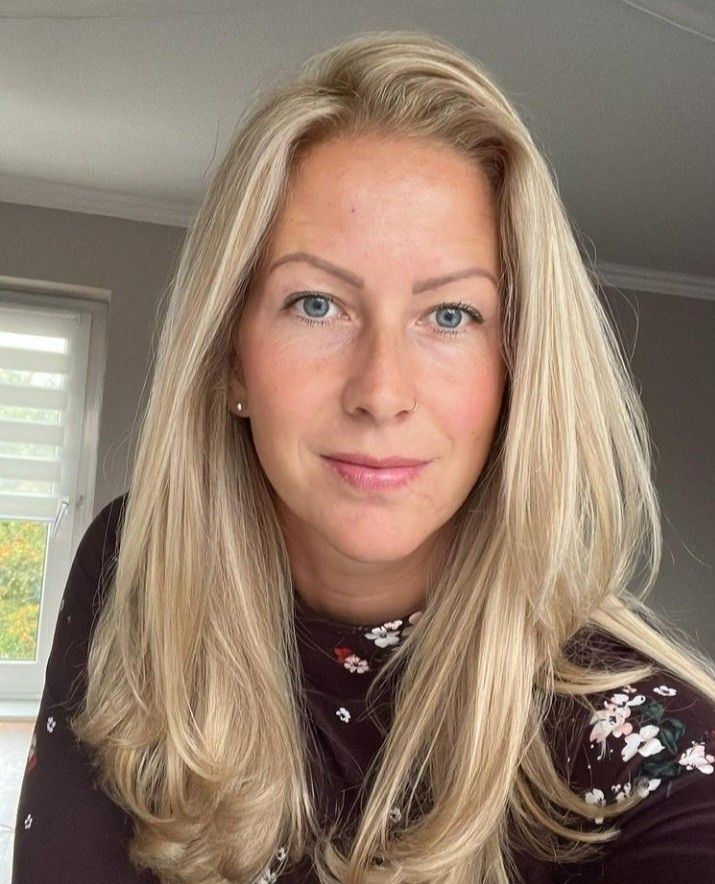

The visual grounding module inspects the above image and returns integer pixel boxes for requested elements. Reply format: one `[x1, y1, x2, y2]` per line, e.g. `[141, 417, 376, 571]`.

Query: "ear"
[230, 349, 243, 383]
[227, 347, 247, 409]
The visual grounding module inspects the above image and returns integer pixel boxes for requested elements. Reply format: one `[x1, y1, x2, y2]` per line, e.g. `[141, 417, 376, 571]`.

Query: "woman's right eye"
[283, 292, 340, 326]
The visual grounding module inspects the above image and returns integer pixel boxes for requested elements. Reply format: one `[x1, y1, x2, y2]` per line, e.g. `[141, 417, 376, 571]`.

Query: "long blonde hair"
[71, 29, 715, 883]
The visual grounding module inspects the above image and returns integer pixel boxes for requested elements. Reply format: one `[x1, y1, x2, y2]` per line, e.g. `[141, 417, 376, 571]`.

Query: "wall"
[601, 286, 714, 655]
[0, 201, 186, 512]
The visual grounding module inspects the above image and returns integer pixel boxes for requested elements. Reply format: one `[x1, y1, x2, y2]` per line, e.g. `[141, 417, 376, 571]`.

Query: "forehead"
[265, 135, 498, 260]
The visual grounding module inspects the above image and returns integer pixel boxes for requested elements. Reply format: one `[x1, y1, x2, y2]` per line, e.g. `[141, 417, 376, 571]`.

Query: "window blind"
[0, 300, 83, 524]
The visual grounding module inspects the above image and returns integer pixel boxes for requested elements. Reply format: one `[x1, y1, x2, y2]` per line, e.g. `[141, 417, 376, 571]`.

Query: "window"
[0, 279, 109, 717]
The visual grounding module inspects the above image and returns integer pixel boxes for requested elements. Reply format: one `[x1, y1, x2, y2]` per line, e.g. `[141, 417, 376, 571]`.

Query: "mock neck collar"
[292, 590, 423, 701]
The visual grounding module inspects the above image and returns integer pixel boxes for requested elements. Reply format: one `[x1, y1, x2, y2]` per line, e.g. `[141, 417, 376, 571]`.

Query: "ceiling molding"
[0, 172, 195, 228]
[595, 262, 714, 301]
[618, 1, 714, 43]
[1, 172, 713, 302]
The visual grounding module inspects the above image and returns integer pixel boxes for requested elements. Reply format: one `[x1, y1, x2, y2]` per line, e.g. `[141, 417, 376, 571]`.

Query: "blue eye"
[287, 292, 335, 322]
[283, 292, 483, 336]
[430, 303, 483, 336]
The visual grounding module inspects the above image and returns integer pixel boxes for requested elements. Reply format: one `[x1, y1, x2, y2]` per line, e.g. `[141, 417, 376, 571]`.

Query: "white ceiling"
[0, 0, 713, 291]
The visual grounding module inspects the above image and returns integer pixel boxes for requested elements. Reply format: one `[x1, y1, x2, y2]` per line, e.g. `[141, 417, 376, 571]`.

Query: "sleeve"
[12, 492, 159, 884]
[558, 666, 715, 883]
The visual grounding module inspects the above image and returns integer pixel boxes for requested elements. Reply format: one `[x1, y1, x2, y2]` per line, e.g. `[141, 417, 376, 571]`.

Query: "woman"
[14, 30, 715, 884]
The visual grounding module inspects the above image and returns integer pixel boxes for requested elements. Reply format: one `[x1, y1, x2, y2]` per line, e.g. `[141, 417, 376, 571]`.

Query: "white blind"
[0, 299, 86, 523]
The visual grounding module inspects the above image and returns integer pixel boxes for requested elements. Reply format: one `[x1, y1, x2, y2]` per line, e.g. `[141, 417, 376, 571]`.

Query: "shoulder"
[546, 635, 715, 880]
[68, 491, 129, 612]
[73, 492, 129, 590]
[574, 667, 714, 812]
[553, 631, 715, 835]
[44, 491, 129, 711]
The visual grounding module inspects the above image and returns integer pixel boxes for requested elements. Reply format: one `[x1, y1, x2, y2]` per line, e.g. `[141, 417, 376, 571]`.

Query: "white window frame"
[0, 275, 110, 720]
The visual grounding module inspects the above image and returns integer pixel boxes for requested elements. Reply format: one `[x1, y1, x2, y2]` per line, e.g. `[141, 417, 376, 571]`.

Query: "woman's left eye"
[428, 302, 484, 336]
[283, 292, 483, 336]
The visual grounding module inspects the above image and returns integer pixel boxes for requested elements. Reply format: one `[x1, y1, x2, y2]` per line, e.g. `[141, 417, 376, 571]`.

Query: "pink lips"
[325, 451, 428, 468]
[321, 456, 428, 491]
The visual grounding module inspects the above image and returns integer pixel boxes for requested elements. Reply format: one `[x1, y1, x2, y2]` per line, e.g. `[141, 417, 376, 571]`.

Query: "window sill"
[0, 699, 40, 721]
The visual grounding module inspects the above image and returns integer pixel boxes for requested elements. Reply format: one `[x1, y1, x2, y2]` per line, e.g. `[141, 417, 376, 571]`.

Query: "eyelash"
[283, 292, 483, 337]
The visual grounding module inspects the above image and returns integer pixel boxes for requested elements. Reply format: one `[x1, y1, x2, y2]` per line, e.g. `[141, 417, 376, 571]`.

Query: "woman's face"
[230, 134, 506, 607]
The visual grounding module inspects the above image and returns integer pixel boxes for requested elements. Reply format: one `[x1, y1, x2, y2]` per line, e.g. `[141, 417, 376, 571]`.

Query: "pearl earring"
[236, 402, 243, 412]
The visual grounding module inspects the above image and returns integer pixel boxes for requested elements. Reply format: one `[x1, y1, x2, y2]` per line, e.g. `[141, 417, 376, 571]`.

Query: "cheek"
[240, 326, 308, 402]
[435, 361, 506, 449]
[240, 337, 323, 466]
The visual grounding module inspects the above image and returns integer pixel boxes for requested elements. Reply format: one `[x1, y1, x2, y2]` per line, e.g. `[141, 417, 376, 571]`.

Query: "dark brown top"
[13, 493, 715, 882]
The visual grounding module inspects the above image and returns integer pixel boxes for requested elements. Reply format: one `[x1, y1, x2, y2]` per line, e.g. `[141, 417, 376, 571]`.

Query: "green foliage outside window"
[0, 519, 46, 661]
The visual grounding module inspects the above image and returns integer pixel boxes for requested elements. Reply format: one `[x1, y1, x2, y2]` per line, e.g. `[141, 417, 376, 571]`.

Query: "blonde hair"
[71, 29, 715, 883]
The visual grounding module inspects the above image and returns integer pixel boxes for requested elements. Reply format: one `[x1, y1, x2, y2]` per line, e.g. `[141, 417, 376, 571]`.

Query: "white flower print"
[364, 620, 403, 649]
[580, 679, 712, 830]
[611, 781, 631, 802]
[635, 777, 662, 797]
[336, 706, 350, 723]
[24, 813, 33, 829]
[589, 704, 633, 744]
[584, 787, 606, 824]
[588, 712, 625, 757]
[678, 742, 715, 774]
[388, 806, 402, 824]
[611, 776, 662, 804]
[255, 845, 288, 883]
[622, 724, 665, 762]
[586, 775, 663, 827]
[343, 654, 369, 674]
[588, 691, 647, 759]
[609, 691, 647, 709]
[46, 716, 56, 733]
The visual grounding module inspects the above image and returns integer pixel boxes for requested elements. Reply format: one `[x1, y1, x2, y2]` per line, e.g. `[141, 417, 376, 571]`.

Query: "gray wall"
[1, 200, 712, 655]
[602, 287, 714, 656]
[0, 201, 186, 510]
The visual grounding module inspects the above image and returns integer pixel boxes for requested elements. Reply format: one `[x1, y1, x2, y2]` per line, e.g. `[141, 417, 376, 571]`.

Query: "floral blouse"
[12, 494, 715, 883]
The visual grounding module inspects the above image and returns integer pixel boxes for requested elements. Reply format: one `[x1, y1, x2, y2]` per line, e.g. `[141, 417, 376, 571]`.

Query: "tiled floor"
[0, 720, 35, 884]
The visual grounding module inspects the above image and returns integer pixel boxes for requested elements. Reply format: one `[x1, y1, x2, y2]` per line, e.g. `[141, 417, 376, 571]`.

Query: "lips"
[320, 456, 428, 491]
[325, 452, 429, 468]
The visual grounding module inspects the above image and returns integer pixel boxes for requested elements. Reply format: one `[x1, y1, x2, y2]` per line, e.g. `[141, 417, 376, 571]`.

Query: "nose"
[342, 324, 418, 419]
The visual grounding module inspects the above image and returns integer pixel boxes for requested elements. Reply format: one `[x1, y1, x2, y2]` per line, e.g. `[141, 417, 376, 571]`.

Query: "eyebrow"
[266, 251, 499, 293]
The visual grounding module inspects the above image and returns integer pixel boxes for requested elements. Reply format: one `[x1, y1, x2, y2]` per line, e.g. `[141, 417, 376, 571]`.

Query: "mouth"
[320, 455, 428, 492]
[323, 452, 430, 468]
